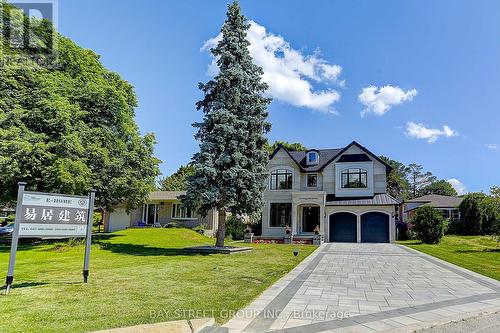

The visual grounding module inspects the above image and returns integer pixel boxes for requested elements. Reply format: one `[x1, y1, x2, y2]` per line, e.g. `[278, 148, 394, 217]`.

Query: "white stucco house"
[261, 141, 400, 243]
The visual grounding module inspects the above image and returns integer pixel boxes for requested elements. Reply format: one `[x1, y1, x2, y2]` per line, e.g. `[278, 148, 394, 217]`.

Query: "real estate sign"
[5, 182, 96, 294]
[19, 192, 90, 237]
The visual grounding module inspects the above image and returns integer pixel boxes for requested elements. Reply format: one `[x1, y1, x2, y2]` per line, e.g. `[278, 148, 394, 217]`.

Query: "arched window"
[341, 168, 368, 188]
[270, 169, 293, 190]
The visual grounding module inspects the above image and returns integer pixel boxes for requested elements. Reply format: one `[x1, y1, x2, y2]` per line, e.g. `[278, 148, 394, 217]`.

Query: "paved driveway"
[222, 243, 500, 333]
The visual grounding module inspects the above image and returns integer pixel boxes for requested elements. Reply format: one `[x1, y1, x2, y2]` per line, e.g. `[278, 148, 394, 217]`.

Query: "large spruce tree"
[184, 1, 271, 247]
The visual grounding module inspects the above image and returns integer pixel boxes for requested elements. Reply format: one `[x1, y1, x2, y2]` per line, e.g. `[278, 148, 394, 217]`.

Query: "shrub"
[164, 222, 179, 228]
[459, 193, 485, 235]
[411, 205, 448, 244]
[192, 224, 207, 235]
[479, 197, 500, 235]
[226, 215, 246, 241]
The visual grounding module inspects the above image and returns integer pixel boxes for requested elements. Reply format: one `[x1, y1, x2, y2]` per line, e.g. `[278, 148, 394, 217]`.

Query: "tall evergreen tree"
[380, 156, 411, 201]
[407, 164, 436, 198]
[184, 1, 271, 247]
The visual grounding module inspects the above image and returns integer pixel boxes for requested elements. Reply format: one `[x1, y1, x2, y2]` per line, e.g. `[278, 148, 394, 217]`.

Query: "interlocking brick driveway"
[221, 243, 500, 333]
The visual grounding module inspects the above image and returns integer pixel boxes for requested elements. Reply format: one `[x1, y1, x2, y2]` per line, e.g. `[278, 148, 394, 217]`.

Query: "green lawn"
[0, 229, 316, 333]
[399, 235, 500, 281]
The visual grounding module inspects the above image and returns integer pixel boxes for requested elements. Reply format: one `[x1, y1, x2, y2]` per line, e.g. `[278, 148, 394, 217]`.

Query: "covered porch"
[291, 191, 326, 237]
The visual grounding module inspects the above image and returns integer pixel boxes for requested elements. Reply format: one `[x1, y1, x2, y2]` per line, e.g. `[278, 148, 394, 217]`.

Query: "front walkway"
[222, 243, 500, 333]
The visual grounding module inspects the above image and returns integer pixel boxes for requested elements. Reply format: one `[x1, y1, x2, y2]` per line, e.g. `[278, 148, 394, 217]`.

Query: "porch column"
[356, 215, 361, 243]
[291, 203, 298, 235]
[319, 205, 325, 236]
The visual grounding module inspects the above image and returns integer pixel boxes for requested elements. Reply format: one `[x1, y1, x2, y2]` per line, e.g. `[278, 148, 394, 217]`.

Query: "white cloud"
[447, 178, 467, 195]
[202, 21, 343, 113]
[358, 85, 417, 117]
[405, 122, 458, 143]
[486, 143, 499, 150]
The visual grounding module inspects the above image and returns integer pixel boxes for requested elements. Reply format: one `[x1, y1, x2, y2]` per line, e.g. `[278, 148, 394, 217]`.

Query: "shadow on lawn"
[456, 248, 500, 253]
[96, 241, 209, 257]
[0, 281, 48, 292]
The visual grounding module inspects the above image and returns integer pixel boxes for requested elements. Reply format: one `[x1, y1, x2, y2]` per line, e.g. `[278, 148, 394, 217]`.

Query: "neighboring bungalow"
[403, 194, 463, 223]
[104, 191, 218, 236]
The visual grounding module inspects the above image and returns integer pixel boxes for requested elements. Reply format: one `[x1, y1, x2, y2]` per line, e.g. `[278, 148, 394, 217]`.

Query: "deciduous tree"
[418, 180, 458, 197]
[159, 165, 195, 191]
[0, 4, 160, 210]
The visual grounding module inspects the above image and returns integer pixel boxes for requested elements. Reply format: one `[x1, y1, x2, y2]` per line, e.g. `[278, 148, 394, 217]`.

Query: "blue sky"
[56, 0, 500, 193]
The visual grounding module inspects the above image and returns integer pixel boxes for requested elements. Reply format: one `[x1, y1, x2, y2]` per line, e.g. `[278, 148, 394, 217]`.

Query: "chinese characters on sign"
[18, 193, 90, 237]
[5, 183, 97, 293]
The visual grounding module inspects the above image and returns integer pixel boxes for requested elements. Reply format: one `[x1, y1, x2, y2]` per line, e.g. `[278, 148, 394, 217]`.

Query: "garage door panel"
[361, 212, 389, 243]
[329, 213, 357, 242]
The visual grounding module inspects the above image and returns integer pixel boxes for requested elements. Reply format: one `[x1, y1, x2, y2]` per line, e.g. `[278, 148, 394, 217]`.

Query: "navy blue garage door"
[329, 213, 357, 242]
[361, 212, 389, 243]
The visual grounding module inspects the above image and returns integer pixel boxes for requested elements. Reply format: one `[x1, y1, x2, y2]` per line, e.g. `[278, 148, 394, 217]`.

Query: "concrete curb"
[91, 318, 215, 333]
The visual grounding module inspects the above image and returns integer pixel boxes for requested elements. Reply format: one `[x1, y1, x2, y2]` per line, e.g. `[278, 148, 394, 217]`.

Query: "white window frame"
[171, 203, 195, 220]
[307, 151, 319, 165]
[142, 203, 159, 224]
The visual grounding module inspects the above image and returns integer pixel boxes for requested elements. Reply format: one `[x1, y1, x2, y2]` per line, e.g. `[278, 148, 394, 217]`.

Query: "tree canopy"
[0, 3, 160, 210]
[159, 165, 194, 191]
[264, 141, 307, 154]
[184, 1, 271, 246]
[407, 163, 437, 198]
[380, 156, 410, 201]
[418, 180, 458, 197]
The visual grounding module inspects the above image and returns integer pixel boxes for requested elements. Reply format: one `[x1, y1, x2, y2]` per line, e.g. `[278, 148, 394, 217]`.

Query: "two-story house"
[261, 141, 400, 243]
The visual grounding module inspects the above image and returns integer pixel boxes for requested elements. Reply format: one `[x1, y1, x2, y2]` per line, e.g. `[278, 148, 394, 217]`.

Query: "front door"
[302, 206, 319, 232]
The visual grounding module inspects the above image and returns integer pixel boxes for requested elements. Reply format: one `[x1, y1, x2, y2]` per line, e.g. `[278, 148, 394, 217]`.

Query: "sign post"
[82, 190, 96, 283]
[4, 183, 96, 293]
[5, 182, 26, 294]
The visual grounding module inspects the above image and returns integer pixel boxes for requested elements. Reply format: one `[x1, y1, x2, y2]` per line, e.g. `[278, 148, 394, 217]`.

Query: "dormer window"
[306, 150, 319, 165]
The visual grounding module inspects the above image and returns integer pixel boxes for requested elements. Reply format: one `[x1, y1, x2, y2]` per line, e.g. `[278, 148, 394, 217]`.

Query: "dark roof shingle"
[405, 194, 462, 208]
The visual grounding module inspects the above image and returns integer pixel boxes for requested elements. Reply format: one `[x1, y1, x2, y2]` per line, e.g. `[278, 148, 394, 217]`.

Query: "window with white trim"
[341, 168, 368, 188]
[307, 151, 319, 165]
[172, 203, 194, 219]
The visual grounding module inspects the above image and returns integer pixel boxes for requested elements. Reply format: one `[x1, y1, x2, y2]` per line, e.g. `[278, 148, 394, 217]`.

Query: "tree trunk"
[215, 209, 226, 247]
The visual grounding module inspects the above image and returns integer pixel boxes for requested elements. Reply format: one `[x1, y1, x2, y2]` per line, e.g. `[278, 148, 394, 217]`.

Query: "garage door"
[361, 212, 389, 243]
[329, 213, 357, 242]
[108, 208, 131, 232]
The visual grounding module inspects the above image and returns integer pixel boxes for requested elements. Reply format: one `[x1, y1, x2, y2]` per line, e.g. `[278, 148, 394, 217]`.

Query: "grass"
[0, 228, 316, 333]
[399, 235, 500, 281]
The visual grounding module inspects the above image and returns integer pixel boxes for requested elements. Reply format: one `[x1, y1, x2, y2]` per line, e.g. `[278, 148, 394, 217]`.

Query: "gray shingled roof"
[326, 193, 400, 206]
[405, 194, 462, 208]
[269, 141, 393, 173]
[288, 149, 342, 172]
[148, 191, 185, 201]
